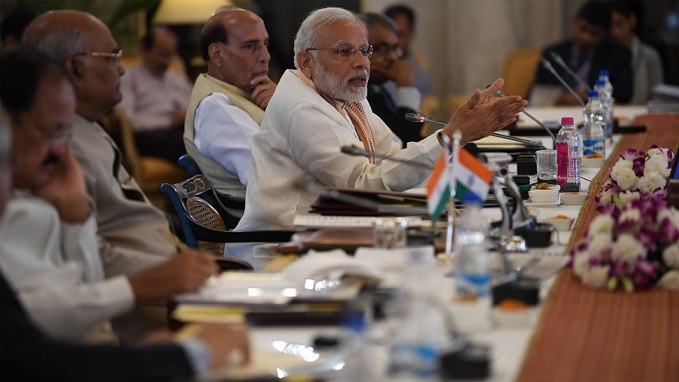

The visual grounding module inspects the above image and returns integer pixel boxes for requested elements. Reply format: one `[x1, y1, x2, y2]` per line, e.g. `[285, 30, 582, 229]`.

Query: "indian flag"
[426, 151, 451, 221]
[454, 148, 493, 203]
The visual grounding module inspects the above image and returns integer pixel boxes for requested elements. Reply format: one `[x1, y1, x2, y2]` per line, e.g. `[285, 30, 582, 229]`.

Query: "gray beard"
[313, 63, 367, 103]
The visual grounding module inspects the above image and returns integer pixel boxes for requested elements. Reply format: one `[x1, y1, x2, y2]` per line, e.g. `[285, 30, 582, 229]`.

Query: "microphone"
[494, 91, 557, 142]
[341, 145, 432, 169]
[404, 112, 548, 150]
[549, 52, 592, 92]
[540, 58, 585, 107]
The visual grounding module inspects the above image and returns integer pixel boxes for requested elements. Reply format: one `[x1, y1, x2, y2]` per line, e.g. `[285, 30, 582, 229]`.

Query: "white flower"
[618, 208, 642, 225]
[618, 191, 640, 205]
[589, 216, 615, 235]
[589, 233, 613, 255]
[613, 158, 633, 170]
[663, 244, 679, 267]
[647, 147, 669, 158]
[581, 265, 610, 289]
[637, 173, 666, 193]
[658, 207, 679, 230]
[611, 234, 645, 262]
[644, 155, 670, 178]
[573, 252, 590, 278]
[657, 270, 679, 290]
[611, 166, 638, 191]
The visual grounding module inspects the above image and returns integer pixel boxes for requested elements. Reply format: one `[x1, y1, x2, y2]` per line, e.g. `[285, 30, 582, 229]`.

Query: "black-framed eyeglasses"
[372, 43, 403, 58]
[306, 45, 373, 59]
[71, 49, 123, 64]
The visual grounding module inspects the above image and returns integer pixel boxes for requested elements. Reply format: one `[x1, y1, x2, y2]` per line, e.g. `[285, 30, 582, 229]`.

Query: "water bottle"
[582, 90, 606, 159]
[597, 70, 614, 140]
[390, 247, 445, 378]
[455, 203, 490, 298]
[556, 116, 580, 192]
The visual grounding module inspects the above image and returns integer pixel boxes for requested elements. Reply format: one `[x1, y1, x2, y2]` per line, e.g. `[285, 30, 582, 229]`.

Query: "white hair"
[293, 7, 362, 69]
[27, 27, 86, 64]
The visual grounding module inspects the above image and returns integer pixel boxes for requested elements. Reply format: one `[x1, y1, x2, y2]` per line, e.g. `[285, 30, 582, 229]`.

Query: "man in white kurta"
[236, 8, 526, 230]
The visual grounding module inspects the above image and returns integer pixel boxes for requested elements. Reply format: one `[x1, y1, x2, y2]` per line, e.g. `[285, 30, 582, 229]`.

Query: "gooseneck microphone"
[494, 91, 557, 142]
[340, 145, 433, 169]
[549, 52, 592, 92]
[540, 58, 586, 107]
[404, 112, 548, 150]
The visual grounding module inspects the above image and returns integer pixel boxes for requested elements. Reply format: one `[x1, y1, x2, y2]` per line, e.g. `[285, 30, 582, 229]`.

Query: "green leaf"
[621, 277, 634, 293]
[607, 277, 618, 290]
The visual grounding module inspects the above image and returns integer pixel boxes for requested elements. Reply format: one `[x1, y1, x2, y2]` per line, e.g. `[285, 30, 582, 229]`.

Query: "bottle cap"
[594, 80, 605, 86]
[587, 90, 599, 98]
[561, 117, 574, 125]
[598, 69, 609, 77]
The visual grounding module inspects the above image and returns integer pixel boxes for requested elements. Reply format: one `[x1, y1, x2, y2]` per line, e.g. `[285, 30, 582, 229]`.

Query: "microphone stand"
[549, 52, 592, 92]
[494, 91, 557, 143]
[540, 58, 585, 107]
[341, 145, 432, 169]
[405, 112, 548, 150]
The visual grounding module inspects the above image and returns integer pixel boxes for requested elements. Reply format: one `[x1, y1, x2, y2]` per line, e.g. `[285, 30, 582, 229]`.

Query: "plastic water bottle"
[556, 116, 581, 192]
[597, 70, 614, 140]
[455, 203, 490, 298]
[582, 90, 606, 159]
[390, 247, 445, 378]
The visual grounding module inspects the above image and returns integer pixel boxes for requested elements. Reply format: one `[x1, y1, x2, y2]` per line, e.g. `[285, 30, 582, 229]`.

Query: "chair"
[177, 154, 246, 214]
[160, 174, 296, 259]
[100, 106, 187, 211]
[500, 47, 542, 99]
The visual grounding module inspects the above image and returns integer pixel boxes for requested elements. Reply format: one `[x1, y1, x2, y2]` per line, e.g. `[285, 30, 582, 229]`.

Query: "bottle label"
[556, 141, 569, 184]
[583, 139, 605, 158]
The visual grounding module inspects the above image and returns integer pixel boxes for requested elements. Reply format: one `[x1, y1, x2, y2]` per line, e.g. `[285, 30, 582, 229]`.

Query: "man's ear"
[297, 51, 314, 79]
[64, 57, 84, 86]
[208, 43, 222, 66]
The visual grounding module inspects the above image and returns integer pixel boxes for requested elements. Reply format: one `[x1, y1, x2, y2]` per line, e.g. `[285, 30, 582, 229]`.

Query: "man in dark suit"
[533, 1, 633, 105]
[360, 12, 423, 147]
[0, 71, 249, 381]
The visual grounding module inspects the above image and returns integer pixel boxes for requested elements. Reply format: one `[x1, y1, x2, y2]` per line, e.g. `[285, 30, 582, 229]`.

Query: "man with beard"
[236, 7, 526, 230]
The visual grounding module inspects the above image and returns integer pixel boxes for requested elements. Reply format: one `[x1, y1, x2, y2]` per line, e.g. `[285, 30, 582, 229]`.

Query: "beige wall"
[363, 0, 567, 101]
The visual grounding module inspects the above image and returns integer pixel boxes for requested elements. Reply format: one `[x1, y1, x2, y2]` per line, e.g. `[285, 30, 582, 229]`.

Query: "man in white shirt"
[236, 7, 526, 230]
[119, 26, 192, 162]
[184, 8, 276, 200]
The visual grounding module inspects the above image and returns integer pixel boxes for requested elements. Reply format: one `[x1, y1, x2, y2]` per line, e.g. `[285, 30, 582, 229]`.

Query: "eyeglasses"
[372, 43, 403, 58]
[71, 49, 123, 64]
[306, 45, 373, 59]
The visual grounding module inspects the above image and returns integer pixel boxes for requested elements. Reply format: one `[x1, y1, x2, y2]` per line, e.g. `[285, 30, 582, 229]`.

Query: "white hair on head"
[293, 7, 362, 69]
[28, 27, 86, 64]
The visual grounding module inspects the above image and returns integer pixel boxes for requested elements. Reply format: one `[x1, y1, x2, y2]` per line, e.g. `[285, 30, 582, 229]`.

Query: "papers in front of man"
[175, 249, 384, 306]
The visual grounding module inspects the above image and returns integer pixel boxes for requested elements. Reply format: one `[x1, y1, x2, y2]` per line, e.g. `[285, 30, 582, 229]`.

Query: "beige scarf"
[293, 70, 376, 164]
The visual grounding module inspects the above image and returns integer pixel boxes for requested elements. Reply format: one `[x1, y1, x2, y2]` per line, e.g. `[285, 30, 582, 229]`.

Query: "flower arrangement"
[571, 146, 679, 292]
[597, 146, 674, 208]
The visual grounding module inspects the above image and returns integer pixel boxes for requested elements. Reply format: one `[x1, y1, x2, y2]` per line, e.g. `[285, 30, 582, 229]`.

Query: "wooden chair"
[101, 106, 187, 211]
[160, 174, 296, 260]
[500, 47, 542, 99]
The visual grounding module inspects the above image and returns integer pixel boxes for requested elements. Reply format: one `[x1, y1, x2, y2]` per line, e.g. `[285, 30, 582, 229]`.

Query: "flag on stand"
[426, 151, 451, 221]
[454, 148, 493, 203]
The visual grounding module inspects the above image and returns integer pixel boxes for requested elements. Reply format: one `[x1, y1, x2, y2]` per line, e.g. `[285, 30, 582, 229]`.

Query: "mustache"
[348, 70, 368, 80]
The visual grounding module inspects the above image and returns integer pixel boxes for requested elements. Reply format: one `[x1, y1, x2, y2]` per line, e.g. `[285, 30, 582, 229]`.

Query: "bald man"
[184, 8, 275, 201]
[22, 11, 216, 340]
[119, 26, 192, 163]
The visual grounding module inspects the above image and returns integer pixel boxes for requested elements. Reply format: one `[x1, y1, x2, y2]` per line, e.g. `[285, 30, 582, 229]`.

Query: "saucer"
[524, 201, 561, 208]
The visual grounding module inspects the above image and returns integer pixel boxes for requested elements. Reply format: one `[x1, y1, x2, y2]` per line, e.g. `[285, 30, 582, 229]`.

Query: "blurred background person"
[384, 4, 432, 100]
[0, 8, 35, 46]
[119, 25, 191, 163]
[533, 1, 633, 105]
[609, 0, 664, 104]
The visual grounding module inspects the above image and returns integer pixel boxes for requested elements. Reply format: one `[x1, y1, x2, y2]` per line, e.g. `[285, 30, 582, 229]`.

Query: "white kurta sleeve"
[0, 196, 135, 341]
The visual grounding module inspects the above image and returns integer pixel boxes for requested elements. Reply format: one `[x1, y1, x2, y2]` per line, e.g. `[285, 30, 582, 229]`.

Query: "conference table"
[216, 106, 679, 381]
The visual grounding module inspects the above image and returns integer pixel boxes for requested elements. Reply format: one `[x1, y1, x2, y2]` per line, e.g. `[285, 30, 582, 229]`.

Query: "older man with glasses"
[360, 12, 423, 146]
[235, 7, 527, 231]
[21, 11, 220, 341]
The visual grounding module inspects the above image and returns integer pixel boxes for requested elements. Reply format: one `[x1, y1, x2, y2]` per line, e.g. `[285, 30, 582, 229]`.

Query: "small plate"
[561, 192, 587, 205]
[524, 201, 561, 208]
